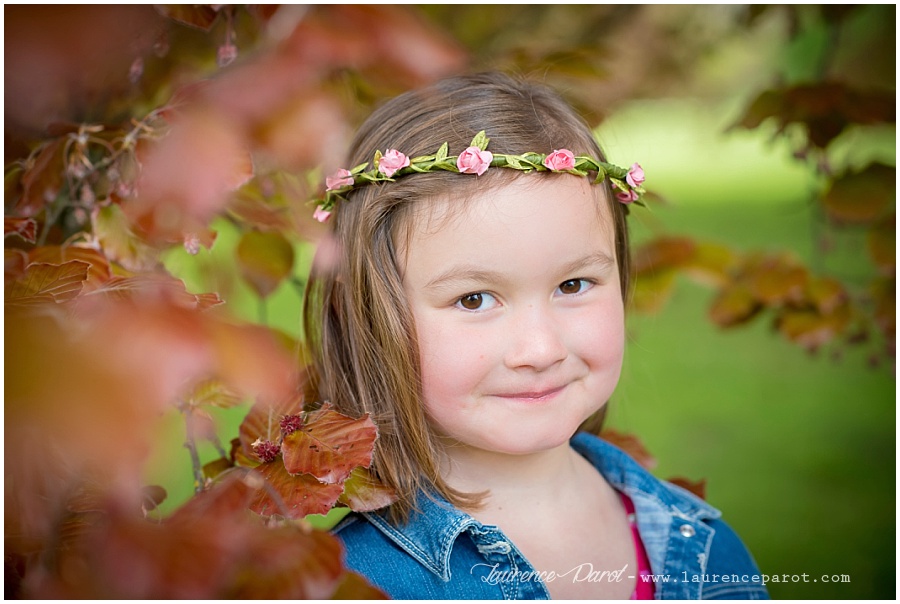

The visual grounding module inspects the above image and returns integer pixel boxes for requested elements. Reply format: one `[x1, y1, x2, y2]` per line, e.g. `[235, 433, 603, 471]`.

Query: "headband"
[312, 131, 644, 222]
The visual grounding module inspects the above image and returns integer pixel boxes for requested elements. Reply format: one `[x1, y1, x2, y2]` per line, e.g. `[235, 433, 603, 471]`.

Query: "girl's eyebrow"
[423, 250, 616, 292]
[423, 266, 507, 292]
[560, 250, 617, 276]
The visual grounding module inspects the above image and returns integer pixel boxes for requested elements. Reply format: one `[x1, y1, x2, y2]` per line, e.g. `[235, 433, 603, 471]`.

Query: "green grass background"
[148, 96, 895, 599]
[601, 99, 895, 600]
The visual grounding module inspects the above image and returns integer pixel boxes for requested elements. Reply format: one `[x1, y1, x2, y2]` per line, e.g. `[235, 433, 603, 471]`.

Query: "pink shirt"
[621, 493, 655, 600]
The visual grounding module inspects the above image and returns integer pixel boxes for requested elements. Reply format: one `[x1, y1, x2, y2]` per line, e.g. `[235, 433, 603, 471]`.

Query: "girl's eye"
[557, 279, 592, 296]
[455, 292, 498, 311]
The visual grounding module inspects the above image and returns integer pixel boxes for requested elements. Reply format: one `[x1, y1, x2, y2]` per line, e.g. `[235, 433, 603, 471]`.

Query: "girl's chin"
[452, 429, 584, 458]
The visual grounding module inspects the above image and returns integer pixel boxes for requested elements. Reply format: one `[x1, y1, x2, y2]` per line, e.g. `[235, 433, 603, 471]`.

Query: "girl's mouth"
[492, 383, 568, 402]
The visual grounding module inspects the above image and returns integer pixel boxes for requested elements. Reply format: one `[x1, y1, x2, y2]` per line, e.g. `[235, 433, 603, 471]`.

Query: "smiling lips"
[492, 383, 568, 403]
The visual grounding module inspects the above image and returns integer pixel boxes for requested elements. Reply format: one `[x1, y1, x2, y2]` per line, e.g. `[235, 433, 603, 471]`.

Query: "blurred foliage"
[4, 4, 894, 599]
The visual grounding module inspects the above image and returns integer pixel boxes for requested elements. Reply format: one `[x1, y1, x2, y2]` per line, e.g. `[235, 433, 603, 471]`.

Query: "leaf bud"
[279, 414, 303, 436]
[251, 438, 279, 464]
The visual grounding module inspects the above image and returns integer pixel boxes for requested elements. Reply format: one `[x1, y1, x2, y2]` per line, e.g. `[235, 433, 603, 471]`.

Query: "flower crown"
[312, 130, 644, 222]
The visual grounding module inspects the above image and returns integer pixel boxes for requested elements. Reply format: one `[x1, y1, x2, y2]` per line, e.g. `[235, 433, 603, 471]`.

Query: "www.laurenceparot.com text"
[472, 563, 850, 587]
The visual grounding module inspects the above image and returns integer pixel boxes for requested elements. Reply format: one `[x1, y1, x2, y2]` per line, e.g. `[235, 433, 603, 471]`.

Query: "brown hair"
[302, 72, 630, 522]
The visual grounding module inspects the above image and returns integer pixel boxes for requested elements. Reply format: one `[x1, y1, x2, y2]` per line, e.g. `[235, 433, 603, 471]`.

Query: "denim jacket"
[334, 432, 769, 599]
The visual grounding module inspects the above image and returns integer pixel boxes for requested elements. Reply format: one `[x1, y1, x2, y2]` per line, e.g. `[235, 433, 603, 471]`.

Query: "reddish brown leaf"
[256, 91, 352, 173]
[806, 276, 848, 315]
[667, 477, 707, 500]
[129, 109, 254, 244]
[823, 163, 895, 224]
[141, 485, 168, 512]
[228, 188, 294, 232]
[6, 6, 165, 135]
[236, 230, 295, 298]
[238, 397, 305, 463]
[868, 214, 895, 274]
[338, 467, 398, 512]
[630, 269, 677, 314]
[66, 480, 112, 514]
[183, 228, 218, 255]
[209, 322, 298, 408]
[5, 217, 37, 242]
[170, 474, 259, 524]
[599, 429, 657, 470]
[281, 407, 377, 484]
[734, 89, 784, 131]
[93, 204, 159, 271]
[5, 248, 29, 282]
[6, 260, 89, 304]
[194, 292, 226, 311]
[86, 273, 223, 311]
[6, 307, 192, 551]
[28, 245, 112, 291]
[683, 242, 737, 287]
[325, 5, 467, 88]
[746, 257, 808, 305]
[227, 523, 348, 599]
[187, 408, 218, 441]
[735, 84, 895, 149]
[842, 88, 896, 126]
[85, 513, 239, 598]
[203, 458, 235, 481]
[155, 4, 220, 31]
[631, 236, 696, 275]
[17, 139, 65, 217]
[870, 277, 896, 339]
[185, 378, 244, 410]
[28, 474, 352, 598]
[330, 572, 389, 600]
[709, 283, 763, 327]
[775, 305, 851, 351]
[249, 462, 344, 518]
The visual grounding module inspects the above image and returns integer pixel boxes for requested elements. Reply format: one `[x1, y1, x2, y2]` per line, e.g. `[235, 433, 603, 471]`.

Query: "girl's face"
[401, 175, 625, 458]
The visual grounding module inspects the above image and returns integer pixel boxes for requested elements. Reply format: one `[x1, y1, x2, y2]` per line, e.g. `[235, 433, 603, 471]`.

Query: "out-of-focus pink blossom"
[543, 149, 575, 171]
[128, 56, 144, 84]
[313, 206, 332, 223]
[217, 43, 238, 68]
[626, 162, 645, 188]
[456, 146, 493, 176]
[184, 234, 201, 255]
[326, 168, 354, 191]
[378, 149, 410, 177]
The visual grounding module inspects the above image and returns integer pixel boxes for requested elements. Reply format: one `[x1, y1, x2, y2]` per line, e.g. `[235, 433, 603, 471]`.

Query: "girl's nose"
[503, 305, 568, 372]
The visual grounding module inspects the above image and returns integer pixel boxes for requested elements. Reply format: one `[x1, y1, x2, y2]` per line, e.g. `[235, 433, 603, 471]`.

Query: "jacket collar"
[361, 431, 721, 580]
[570, 431, 721, 523]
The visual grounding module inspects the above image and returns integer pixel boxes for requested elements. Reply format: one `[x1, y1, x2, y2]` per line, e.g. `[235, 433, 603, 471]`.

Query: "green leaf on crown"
[470, 130, 490, 151]
[435, 142, 449, 163]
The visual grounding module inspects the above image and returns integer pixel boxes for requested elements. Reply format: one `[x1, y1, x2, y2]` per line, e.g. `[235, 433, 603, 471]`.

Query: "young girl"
[304, 72, 768, 600]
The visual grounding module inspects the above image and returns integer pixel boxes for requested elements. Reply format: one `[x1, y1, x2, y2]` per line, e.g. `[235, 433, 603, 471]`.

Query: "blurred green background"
[141, 5, 894, 600]
[602, 99, 895, 600]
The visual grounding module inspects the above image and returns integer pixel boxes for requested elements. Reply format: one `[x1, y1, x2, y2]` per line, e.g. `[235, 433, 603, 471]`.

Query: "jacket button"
[679, 524, 696, 538]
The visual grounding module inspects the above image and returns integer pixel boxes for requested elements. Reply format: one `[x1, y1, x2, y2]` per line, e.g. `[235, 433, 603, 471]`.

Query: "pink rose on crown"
[457, 146, 493, 176]
[326, 168, 354, 191]
[378, 149, 410, 177]
[626, 162, 645, 188]
[313, 205, 332, 222]
[615, 189, 639, 204]
[543, 149, 576, 171]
